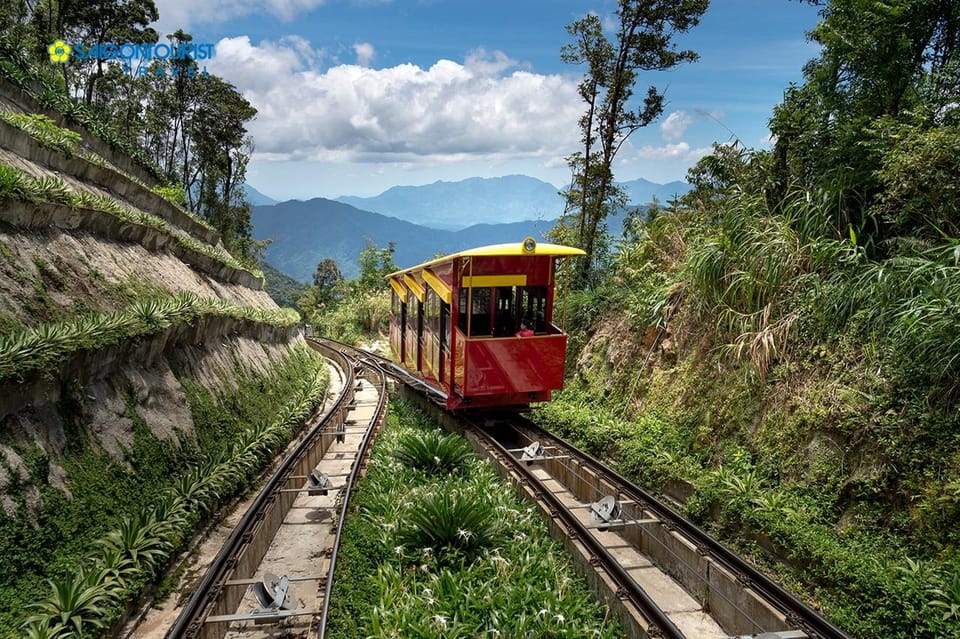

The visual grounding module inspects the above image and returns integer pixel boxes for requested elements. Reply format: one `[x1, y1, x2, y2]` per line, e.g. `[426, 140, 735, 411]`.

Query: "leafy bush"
[397, 489, 503, 563]
[392, 430, 475, 475]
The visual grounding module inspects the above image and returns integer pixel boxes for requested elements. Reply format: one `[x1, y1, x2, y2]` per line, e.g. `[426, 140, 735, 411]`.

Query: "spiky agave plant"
[24, 571, 111, 638]
[392, 430, 475, 475]
[397, 489, 504, 562]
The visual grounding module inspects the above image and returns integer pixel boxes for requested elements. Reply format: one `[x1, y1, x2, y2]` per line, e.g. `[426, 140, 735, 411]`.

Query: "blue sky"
[151, 0, 823, 200]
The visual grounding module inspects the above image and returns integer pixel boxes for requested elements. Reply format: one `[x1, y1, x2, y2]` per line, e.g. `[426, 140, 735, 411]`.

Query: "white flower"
[393, 545, 404, 556]
[537, 609, 548, 617]
[456, 528, 473, 540]
[554, 614, 565, 623]
[432, 614, 448, 627]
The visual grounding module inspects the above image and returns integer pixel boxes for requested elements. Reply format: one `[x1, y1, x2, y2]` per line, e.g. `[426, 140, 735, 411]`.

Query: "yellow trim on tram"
[389, 278, 406, 299]
[461, 274, 527, 288]
[403, 274, 425, 301]
[422, 269, 452, 305]
[385, 239, 586, 278]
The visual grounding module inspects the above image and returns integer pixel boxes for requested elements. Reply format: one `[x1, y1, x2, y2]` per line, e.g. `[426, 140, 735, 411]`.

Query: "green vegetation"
[298, 239, 397, 344]
[537, 3, 960, 637]
[0, 112, 81, 157]
[0, 292, 298, 383]
[260, 262, 308, 309]
[325, 400, 622, 638]
[1, 345, 327, 636]
[0, 161, 262, 280]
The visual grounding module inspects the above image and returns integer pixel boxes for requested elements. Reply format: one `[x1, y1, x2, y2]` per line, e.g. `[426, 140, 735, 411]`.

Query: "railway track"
[456, 415, 851, 639]
[163, 335, 849, 639]
[387, 374, 850, 639]
[164, 338, 387, 639]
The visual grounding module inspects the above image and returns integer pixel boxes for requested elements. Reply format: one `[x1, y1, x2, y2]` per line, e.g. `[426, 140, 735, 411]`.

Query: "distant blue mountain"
[242, 183, 279, 206]
[335, 174, 689, 230]
[618, 178, 692, 205]
[337, 175, 563, 230]
[252, 198, 556, 281]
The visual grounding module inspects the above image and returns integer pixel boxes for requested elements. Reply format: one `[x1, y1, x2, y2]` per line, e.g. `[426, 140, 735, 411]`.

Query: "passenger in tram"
[516, 322, 534, 337]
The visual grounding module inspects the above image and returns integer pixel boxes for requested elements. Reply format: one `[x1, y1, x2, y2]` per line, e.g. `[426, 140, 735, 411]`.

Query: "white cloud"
[464, 48, 517, 76]
[353, 42, 375, 67]
[208, 37, 582, 164]
[660, 110, 693, 141]
[634, 142, 712, 161]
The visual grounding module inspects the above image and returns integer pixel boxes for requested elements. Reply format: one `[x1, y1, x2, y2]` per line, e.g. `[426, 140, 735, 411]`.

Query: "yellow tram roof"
[386, 239, 585, 278]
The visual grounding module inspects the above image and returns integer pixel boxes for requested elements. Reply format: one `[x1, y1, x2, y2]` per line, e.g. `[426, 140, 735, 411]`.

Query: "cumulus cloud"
[353, 42, 375, 67]
[660, 110, 693, 141]
[208, 36, 582, 163]
[634, 142, 712, 161]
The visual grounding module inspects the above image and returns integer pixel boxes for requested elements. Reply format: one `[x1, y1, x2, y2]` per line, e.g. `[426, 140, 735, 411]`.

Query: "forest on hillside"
[533, 1, 960, 638]
[0, 1, 259, 263]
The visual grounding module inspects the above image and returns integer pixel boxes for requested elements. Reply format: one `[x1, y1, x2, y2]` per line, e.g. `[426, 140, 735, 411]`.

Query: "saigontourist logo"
[48, 40, 71, 63]
[46, 39, 214, 78]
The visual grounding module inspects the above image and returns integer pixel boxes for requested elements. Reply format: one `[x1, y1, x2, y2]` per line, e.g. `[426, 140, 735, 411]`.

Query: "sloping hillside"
[0, 77, 327, 635]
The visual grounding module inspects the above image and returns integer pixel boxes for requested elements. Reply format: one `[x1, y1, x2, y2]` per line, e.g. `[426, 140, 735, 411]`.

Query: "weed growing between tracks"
[326, 399, 622, 638]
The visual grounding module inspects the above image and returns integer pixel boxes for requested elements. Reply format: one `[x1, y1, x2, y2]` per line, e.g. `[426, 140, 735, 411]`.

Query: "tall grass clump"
[684, 190, 834, 378]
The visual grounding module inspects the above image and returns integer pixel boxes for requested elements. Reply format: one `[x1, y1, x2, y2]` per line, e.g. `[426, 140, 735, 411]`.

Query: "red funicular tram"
[386, 238, 585, 410]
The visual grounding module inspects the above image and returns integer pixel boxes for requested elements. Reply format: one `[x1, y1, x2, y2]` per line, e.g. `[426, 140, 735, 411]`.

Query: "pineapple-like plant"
[392, 430, 475, 475]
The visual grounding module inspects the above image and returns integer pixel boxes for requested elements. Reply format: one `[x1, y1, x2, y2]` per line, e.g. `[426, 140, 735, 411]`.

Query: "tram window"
[520, 286, 548, 332]
[494, 286, 516, 336]
[470, 287, 491, 336]
[441, 302, 450, 350]
[425, 290, 440, 334]
[458, 288, 468, 333]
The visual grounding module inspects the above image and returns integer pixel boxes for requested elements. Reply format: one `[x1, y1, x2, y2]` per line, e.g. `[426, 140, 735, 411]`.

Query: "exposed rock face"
[0, 82, 301, 518]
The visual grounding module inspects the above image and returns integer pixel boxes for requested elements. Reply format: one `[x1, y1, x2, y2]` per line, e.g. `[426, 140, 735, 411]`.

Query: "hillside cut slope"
[0, 77, 326, 636]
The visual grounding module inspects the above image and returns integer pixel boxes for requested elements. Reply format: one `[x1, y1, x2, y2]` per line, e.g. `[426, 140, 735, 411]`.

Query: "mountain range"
[335, 174, 690, 230]
[250, 175, 690, 282]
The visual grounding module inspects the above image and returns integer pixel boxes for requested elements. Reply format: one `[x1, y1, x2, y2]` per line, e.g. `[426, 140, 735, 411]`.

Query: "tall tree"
[561, 0, 708, 286]
[769, 0, 960, 245]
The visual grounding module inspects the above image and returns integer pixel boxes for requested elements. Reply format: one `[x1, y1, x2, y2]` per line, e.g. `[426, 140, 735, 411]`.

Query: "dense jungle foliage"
[0, 1, 260, 264]
[536, 1, 960, 637]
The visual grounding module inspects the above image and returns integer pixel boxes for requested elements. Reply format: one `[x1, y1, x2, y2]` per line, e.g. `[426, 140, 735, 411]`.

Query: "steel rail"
[166, 341, 356, 639]
[514, 416, 851, 639]
[316, 351, 389, 639]
[467, 420, 687, 639]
